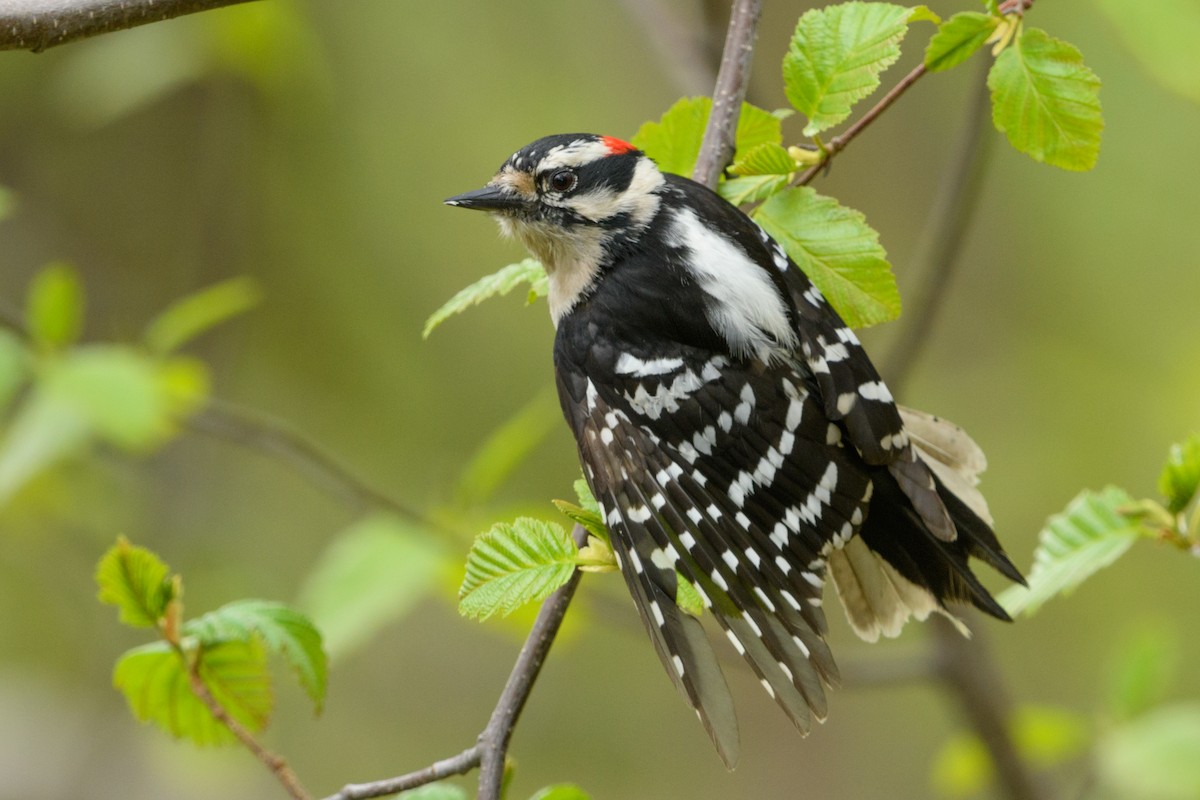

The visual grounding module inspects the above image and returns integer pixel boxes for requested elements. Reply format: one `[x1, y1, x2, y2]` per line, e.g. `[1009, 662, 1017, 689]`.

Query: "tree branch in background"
[886, 59, 994, 394]
[185, 398, 428, 524]
[321, 524, 589, 800]
[620, 0, 717, 97]
[693, 0, 763, 189]
[0, 0, 258, 52]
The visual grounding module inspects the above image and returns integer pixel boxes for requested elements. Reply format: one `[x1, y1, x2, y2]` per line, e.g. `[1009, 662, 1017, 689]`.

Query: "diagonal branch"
[0, 0, 259, 52]
[692, 0, 764, 190]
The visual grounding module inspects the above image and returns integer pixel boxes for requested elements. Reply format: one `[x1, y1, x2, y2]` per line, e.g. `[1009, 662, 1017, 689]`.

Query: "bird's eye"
[548, 169, 578, 193]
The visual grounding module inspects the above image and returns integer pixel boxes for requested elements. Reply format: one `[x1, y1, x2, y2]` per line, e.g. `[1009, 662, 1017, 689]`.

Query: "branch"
[185, 398, 429, 524]
[186, 658, 312, 800]
[885, 58, 993, 394]
[692, 0, 764, 189]
[620, 0, 717, 97]
[319, 525, 589, 800]
[0, 0, 258, 52]
[796, 62, 928, 187]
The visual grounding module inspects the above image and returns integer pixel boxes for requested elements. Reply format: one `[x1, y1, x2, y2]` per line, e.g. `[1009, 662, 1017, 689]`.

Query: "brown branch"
[796, 62, 929, 187]
[186, 656, 312, 800]
[319, 525, 589, 800]
[185, 398, 429, 524]
[692, 0, 763, 189]
[0, 0, 259, 52]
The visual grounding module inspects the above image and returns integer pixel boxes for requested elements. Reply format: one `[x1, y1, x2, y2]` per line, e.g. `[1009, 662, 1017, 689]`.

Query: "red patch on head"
[601, 136, 637, 155]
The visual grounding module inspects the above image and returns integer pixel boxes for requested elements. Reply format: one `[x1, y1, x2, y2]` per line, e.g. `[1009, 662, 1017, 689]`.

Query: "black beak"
[444, 185, 527, 211]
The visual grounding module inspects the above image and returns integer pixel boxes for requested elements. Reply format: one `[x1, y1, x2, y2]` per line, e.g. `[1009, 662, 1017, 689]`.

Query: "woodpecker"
[446, 133, 1023, 767]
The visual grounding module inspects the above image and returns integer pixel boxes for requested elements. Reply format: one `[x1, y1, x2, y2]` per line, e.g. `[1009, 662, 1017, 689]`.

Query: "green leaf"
[925, 12, 999, 72]
[529, 785, 591, 800]
[998, 487, 1143, 617]
[1106, 626, 1180, 722]
[930, 730, 989, 798]
[1097, 705, 1200, 800]
[718, 174, 792, 206]
[459, 518, 577, 621]
[675, 572, 706, 618]
[455, 386, 562, 507]
[143, 276, 261, 355]
[728, 142, 798, 176]
[397, 784, 469, 800]
[423, 259, 548, 339]
[754, 187, 900, 328]
[114, 638, 272, 746]
[987, 27, 1103, 171]
[783, 2, 916, 136]
[907, 5, 940, 25]
[184, 599, 327, 713]
[96, 536, 176, 629]
[1095, 0, 1200, 106]
[631, 97, 783, 178]
[1158, 433, 1200, 514]
[26, 262, 84, 349]
[0, 329, 30, 413]
[552, 478, 609, 543]
[0, 384, 91, 507]
[300, 514, 448, 659]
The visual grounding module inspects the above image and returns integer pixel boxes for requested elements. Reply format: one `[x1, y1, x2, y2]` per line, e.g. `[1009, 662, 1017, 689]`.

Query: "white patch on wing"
[615, 353, 684, 377]
[664, 208, 797, 361]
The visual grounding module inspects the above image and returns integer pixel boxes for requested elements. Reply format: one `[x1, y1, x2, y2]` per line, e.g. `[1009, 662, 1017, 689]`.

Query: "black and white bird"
[446, 133, 1023, 767]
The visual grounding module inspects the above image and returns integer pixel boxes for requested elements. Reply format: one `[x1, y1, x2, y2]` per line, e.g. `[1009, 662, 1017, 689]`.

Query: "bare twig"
[320, 524, 590, 800]
[886, 58, 994, 394]
[693, 0, 764, 189]
[186, 658, 312, 800]
[185, 398, 428, 524]
[0, 0, 258, 52]
[796, 62, 929, 187]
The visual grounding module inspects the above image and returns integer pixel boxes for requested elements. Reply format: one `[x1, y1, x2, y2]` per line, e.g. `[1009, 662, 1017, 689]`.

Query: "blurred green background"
[1, 1, 1197, 798]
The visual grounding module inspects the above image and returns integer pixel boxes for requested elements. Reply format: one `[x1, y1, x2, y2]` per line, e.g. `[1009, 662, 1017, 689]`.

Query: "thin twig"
[886, 58, 994, 394]
[693, 0, 764, 189]
[321, 747, 481, 800]
[185, 398, 428, 523]
[795, 62, 928, 187]
[186, 659, 312, 800]
[0, 0, 259, 52]
[319, 524, 590, 800]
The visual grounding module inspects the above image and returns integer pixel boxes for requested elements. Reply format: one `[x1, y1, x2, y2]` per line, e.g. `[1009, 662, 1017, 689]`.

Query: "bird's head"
[446, 133, 666, 322]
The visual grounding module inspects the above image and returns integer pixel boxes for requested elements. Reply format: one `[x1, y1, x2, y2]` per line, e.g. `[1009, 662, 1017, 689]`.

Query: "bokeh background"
[1, 1, 1197, 798]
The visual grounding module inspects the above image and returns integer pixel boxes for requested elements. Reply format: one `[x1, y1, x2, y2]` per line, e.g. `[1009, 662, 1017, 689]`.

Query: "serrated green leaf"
[998, 487, 1142, 617]
[728, 142, 798, 176]
[459, 518, 577, 621]
[1097, 705, 1200, 800]
[1158, 433, 1200, 514]
[300, 514, 448, 659]
[0, 329, 30, 413]
[988, 27, 1103, 171]
[573, 478, 600, 519]
[632, 97, 783, 178]
[397, 784, 469, 800]
[143, 276, 261, 355]
[783, 2, 916, 136]
[908, 5, 940, 25]
[96, 536, 176, 629]
[754, 187, 900, 328]
[718, 174, 792, 206]
[1095, 0, 1200, 106]
[675, 573, 706, 618]
[551, 500, 607, 543]
[529, 785, 591, 800]
[1106, 626, 1180, 722]
[925, 12, 999, 72]
[456, 386, 561, 507]
[423, 259, 548, 339]
[184, 599, 327, 713]
[26, 262, 84, 349]
[114, 638, 272, 746]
